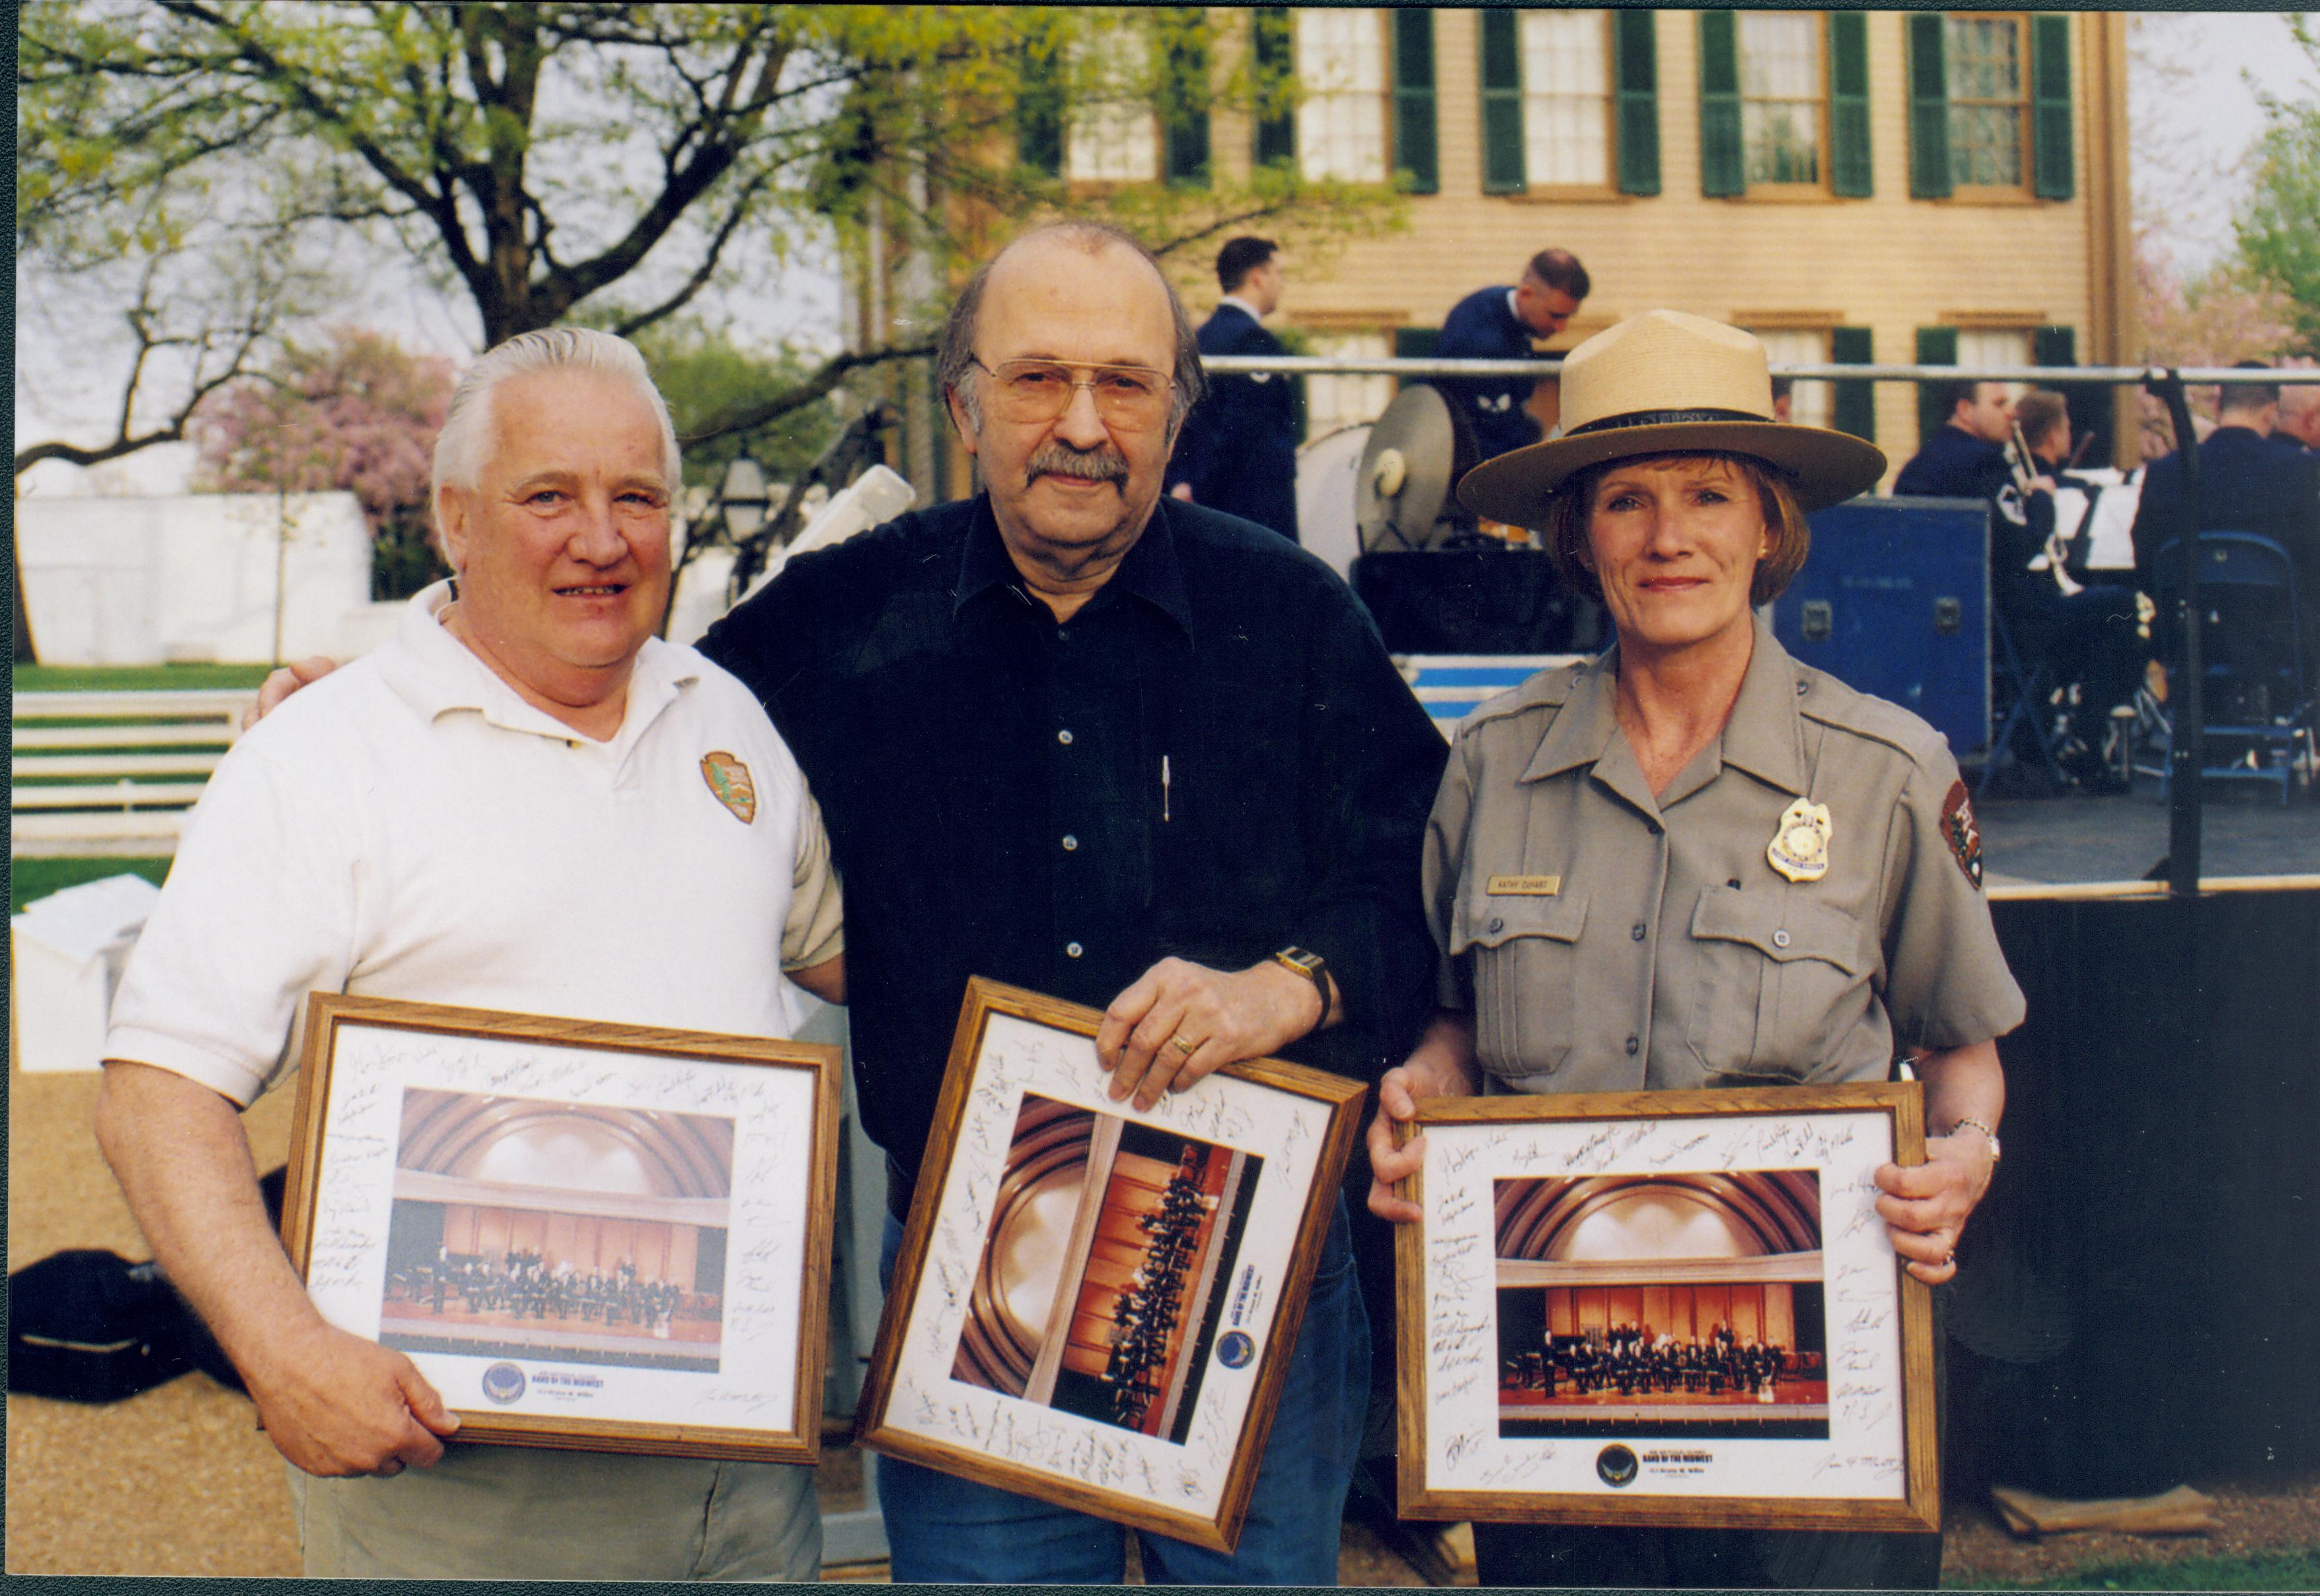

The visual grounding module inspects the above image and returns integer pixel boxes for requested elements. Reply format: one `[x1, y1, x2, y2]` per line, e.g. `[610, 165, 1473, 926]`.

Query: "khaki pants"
[288, 1443, 819, 1580]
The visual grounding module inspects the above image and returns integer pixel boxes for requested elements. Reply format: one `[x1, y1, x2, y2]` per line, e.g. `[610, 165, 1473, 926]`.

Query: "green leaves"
[2232, 17, 2320, 353]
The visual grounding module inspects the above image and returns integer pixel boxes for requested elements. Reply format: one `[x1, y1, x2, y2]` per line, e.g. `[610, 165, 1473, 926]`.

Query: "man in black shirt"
[1900, 381, 2143, 787]
[700, 220, 1446, 1585]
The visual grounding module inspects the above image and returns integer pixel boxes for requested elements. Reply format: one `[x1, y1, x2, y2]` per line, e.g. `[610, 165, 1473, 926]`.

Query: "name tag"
[1487, 875, 1562, 896]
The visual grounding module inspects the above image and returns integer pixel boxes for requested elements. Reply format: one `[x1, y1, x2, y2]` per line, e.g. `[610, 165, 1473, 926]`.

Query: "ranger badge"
[1939, 780, 1983, 889]
[1766, 797, 1832, 884]
[700, 751, 757, 824]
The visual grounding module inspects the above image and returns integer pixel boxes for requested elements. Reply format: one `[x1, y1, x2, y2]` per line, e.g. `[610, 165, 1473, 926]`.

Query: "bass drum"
[1295, 421, 1371, 584]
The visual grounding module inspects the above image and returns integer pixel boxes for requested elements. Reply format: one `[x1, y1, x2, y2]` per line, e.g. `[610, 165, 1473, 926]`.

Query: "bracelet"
[1946, 1116, 2002, 1162]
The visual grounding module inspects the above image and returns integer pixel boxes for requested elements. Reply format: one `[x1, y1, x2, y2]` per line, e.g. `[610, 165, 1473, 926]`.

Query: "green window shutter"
[1252, 8, 1294, 167]
[1392, 9, 1440, 194]
[1828, 13, 1872, 198]
[1161, 12, 1211, 187]
[2031, 14, 2075, 200]
[1908, 13, 1952, 199]
[1479, 9, 1525, 194]
[1916, 326, 1959, 445]
[1394, 327, 1441, 359]
[1697, 11, 1744, 198]
[1614, 10, 1661, 196]
[1831, 325, 1877, 441]
[1018, 42, 1063, 176]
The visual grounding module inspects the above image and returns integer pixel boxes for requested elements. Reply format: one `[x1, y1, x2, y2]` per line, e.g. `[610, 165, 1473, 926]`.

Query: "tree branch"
[685, 341, 937, 447]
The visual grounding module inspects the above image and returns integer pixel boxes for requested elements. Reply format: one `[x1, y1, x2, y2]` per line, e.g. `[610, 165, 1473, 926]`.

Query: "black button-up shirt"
[700, 495, 1447, 1182]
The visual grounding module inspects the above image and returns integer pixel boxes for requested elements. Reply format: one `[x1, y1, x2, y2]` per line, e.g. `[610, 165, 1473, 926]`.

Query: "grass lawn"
[9, 857, 174, 909]
[1959, 1544, 2320, 1590]
[13, 663, 274, 692]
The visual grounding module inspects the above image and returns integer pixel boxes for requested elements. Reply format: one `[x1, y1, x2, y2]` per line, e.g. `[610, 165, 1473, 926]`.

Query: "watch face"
[1279, 949, 1322, 974]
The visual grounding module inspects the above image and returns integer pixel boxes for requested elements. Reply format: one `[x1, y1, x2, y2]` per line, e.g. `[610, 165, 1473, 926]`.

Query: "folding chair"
[1978, 603, 2068, 799]
[2143, 532, 2316, 805]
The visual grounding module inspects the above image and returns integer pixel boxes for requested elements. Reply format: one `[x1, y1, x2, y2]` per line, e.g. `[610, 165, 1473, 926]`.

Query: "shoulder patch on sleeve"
[1939, 780, 1984, 890]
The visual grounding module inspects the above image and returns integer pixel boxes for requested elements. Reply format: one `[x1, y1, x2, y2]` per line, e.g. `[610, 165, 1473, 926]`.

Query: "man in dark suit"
[1902, 381, 2144, 789]
[1433, 248, 1591, 461]
[1166, 235, 1300, 541]
[2132, 366, 2320, 670]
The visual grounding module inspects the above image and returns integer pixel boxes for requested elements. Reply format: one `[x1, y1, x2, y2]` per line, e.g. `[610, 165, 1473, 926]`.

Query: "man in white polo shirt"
[94, 328, 843, 1581]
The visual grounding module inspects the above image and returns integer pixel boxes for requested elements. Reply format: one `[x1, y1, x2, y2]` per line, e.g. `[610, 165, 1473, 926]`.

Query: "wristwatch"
[1950, 1116, 2002, 1163]
[1271, 947, 1330, 1031]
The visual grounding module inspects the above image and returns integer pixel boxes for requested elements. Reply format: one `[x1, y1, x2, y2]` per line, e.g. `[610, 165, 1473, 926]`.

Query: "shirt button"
[1773, 929, 1791, 949]
[1057, 729, 1074, 745]
[1631, 922, 1647, 941]
[1065, 941, 1084, 959]
[1488, 916, 1505, 934]
[1626, 1035, 1641, 1056]
[1061, 835, 1078, 852]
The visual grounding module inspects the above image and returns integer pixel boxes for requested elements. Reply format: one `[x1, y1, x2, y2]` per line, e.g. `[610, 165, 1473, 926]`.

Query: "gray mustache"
[1027, 441, 1129, 485]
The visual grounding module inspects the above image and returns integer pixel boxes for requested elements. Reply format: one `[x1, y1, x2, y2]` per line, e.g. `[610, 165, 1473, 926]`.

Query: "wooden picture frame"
[281, 992, 842, 1463]
[854, 978, 1369, 1554]
[1395, 1083, 1939, 1533]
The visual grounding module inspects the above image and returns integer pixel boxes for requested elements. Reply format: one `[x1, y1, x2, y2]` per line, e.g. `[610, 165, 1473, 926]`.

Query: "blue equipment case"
[1772, 495, 1992, 760]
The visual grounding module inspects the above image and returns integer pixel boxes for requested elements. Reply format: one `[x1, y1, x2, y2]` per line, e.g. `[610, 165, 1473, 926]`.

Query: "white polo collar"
[379, 581, 698, 752]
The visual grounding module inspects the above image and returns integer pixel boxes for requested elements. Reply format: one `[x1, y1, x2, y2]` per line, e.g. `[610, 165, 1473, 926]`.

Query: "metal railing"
[1197, 353, 2320, 894]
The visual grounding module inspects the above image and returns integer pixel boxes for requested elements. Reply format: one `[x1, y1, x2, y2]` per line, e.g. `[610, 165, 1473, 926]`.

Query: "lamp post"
[718, 456, 771, 545]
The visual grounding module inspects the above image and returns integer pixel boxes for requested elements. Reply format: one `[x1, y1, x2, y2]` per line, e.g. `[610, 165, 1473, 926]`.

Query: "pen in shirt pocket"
[1162, 754, 1171, 822]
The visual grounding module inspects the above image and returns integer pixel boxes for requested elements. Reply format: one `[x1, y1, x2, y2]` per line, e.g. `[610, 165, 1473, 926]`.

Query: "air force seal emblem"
[700, 752, 757, 824]
[1766, 797, 1832, 884]
[1939, 780, 1984, 889]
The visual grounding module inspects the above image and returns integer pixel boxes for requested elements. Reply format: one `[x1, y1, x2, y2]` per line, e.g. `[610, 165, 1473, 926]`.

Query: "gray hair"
[431, 328, 683, 513]
[937, 219, 1207, 439]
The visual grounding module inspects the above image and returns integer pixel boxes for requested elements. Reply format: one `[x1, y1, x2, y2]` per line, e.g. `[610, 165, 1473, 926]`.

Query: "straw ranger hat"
[1456, 309, 1886, 525]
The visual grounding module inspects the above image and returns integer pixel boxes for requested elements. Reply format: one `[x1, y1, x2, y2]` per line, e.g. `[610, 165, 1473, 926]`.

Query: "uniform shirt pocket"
[1684, 887, 1871, 1081]
[1451, 890, 1589, 1083]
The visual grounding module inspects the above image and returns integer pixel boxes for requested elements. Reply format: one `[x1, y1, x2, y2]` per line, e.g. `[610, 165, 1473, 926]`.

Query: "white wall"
[17, 491, 394, 665]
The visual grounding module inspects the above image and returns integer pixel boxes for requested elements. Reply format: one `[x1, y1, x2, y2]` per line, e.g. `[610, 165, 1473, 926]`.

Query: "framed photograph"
[280, 992, 842, 1463]
[1395, 1083, 1938, 1533]
[854, 978, 1368, 1554]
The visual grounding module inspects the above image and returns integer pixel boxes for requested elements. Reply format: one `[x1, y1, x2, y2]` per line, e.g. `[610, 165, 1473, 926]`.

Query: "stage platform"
[1978, 783, 2319, 892]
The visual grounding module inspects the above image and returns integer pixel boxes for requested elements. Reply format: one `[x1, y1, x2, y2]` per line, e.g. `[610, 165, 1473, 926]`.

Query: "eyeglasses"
[969, 356, 1174, 429]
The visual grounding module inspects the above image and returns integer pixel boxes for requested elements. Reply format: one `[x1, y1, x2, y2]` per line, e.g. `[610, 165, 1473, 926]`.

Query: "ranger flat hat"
[1456, 308, 1887, 525]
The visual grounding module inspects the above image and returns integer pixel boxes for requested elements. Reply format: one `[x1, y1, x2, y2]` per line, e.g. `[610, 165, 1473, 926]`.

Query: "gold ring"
[1170, 1034, 1200, 1055]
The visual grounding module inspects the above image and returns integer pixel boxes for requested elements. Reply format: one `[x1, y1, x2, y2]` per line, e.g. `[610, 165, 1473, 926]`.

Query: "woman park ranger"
[1366, 310, 2023, 1588]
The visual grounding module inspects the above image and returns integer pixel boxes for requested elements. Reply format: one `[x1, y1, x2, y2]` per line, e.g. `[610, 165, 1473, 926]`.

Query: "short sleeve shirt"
[1424, 624, 2024, 1093]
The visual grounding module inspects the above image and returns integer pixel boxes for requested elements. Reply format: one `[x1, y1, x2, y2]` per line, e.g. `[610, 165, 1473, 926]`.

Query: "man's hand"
[1365, 1011, 1479, 1223]
[1094, 956, 1328, 1111]
[242, 656, 340, 729]
[244, 1321, 460, 1477]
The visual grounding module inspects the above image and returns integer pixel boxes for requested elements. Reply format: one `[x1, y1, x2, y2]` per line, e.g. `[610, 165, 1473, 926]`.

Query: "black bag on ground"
[8, 1165, 286, 1402]
[7, 1249, 195, 1402]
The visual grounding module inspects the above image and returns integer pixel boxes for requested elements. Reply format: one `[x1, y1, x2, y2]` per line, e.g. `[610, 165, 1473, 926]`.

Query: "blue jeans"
[874, 1198, 1368, 1584]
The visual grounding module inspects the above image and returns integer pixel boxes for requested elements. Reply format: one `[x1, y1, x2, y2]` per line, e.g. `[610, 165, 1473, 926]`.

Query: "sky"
[15, 9, 2320, 498]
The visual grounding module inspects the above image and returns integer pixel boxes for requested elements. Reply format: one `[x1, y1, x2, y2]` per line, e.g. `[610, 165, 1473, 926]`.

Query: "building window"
[1909, 13, 2072, 201]
[1482, 10, 1659, 196]
[1304, 332, 1394, 441]
[1065, 17, 1159, 185]
[1957, 326, 2033, 384]
[1738, 13, 1822, 187]
[1057, 13, 1209, 187]
[1520, 9, 1612, 188]
[1297, 9, 1388, 184]
[1945, 15, 2028, 188]
[1750, 328, 1832, 429]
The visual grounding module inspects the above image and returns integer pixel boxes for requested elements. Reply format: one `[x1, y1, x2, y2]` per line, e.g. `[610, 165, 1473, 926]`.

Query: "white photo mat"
[301, 1021, 819, 1434]
[875, 1011, 1331, 1521]
[1417, 1106, 1908, 1503]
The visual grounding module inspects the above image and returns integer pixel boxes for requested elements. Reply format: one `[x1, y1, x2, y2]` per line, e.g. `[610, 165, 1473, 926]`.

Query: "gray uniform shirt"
[1427, 622, 2025, 1093]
